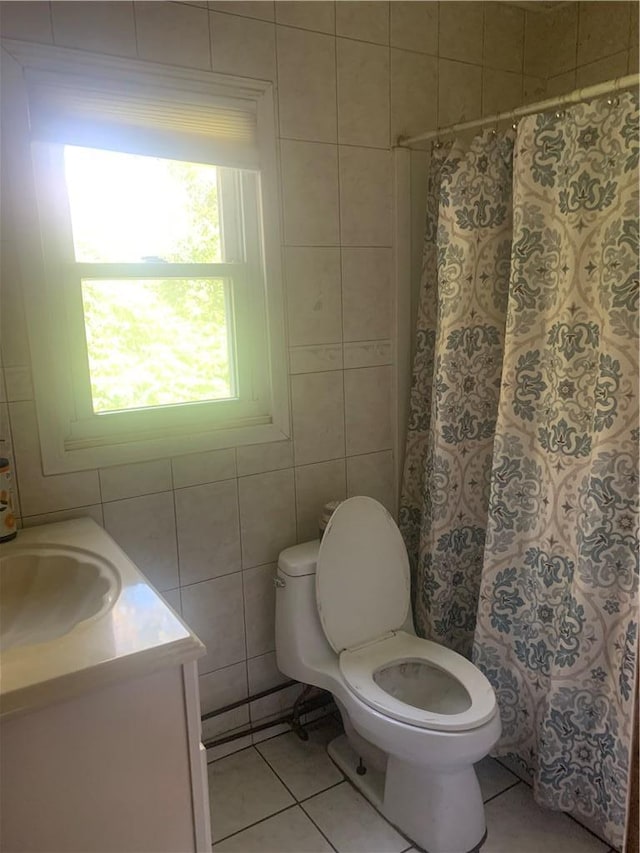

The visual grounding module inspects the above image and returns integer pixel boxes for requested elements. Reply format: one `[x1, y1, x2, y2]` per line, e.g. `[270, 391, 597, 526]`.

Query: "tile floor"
[208, 715, 615, 853]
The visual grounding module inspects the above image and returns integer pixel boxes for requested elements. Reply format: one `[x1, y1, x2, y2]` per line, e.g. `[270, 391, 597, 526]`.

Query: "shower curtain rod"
[397, 73, 640, 147]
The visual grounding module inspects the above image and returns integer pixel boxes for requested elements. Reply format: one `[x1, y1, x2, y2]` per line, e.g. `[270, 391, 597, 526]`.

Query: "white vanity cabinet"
[1, 661, 211, 853]
[0, 520, 212, 853]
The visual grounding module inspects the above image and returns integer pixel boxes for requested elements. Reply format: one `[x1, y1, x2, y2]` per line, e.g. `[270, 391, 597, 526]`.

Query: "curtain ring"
[434, 139, 442, 149]
[555, 109, 565, 119]
[607, 96, 619, 107]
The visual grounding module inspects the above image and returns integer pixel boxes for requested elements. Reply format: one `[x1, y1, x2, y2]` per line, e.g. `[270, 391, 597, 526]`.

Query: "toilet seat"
[339, 631, 497, 732]
[316, 497, 497, 733]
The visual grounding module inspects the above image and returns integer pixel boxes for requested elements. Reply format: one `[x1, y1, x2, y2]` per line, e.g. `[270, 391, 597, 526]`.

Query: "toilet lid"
[316, 496, 410, 653]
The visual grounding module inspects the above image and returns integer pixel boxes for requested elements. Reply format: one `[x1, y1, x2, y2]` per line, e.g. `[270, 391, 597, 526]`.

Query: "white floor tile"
[214, 805, 334, 853]
[303, 781, 408, 853]
[483, 784, 609, 853]
[475, 756, 518, 802]
[208, 747, 294, 841]
[257, 718, 344, 800]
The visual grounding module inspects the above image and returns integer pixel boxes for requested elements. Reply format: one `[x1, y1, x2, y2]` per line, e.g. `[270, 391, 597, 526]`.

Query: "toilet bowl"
[275, 496, 501, 853]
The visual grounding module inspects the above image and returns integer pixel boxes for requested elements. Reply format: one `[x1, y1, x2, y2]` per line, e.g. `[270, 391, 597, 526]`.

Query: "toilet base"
[327, 733, 486, 853]
[327, 734, 386, 811]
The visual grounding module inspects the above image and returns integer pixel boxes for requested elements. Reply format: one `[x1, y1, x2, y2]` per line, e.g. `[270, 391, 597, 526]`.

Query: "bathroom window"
[5, 43, 288, 472]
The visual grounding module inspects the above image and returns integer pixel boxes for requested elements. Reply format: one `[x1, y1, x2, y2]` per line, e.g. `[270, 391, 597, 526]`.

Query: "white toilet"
[275, 496, 501, 853]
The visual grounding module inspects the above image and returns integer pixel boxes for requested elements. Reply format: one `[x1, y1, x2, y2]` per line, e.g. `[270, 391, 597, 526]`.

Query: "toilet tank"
[275, 541, 336, 687]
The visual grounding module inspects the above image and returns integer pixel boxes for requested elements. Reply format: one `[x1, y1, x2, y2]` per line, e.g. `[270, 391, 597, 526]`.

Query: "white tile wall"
[175, 479, 241, 585]
[103, 491, 179, 591]
[210, 11, 276, 79]
[277, 26, 337, 143]
[4, 0, 630, 749]
[527, 2, 637, 100]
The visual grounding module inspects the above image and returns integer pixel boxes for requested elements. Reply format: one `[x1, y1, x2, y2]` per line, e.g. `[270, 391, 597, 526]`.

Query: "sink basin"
[0, 546, 120, 652]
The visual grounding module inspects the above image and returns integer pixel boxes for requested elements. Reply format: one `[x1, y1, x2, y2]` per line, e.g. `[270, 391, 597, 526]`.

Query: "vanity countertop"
[0, 518, 205, 718]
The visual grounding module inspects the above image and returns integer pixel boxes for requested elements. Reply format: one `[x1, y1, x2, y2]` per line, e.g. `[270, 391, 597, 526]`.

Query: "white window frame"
[1, 40, 289, 474]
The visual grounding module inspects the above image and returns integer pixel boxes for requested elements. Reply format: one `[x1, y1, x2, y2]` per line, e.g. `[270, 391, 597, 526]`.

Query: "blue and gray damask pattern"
[473, 92, 639, 850]
[401, 93, 638, 850]
[399, 130, 515, 657]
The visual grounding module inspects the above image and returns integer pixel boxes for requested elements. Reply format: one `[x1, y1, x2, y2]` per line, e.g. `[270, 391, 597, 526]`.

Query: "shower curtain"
[399, 91, 639, 850]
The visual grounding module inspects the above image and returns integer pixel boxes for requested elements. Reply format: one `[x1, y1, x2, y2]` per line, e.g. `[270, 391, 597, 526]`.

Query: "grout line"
[333, 16, 348, 473]
[206, 740, 255, 765]
[247, 745, 339, 852]
[212, 800, 300, 844]
[482, 778, 522, 806]
[206, 2, 213, 72]
[296, 778, 345, 805]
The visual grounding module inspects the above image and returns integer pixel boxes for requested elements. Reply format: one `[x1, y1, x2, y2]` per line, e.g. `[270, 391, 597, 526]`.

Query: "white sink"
[0, 546, 120, 652]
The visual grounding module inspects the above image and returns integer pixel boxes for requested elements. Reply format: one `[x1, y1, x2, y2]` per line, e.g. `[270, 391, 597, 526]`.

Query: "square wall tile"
[99, 459, 171, 503]
[0, 1, 52, 43]
[523, 76, 546, 104]
[210, 12, 276, 80]
[285, 247, 342, 347]
[289, 344, 344, 375]
[135, 2, 211, 68]
[281, 140, 339, 246]
[243, 563, 277, 657]
[247, 650, 289, 694]
[439, 1, 484, 64]
[346, 450, 394, 514]
[238, 468, 296, 567]
[482, 69, 523, 117]
[576, 51, 628, 88]
[545, 70, 576, 98]
[578, 1, 631, 67]
[390, 1, 438, 55]
[181, 572, 245, 674]
[277, 27, 336, 143]
[4, 366, 33, 402]
[291, 371, 345, 466]
[200, 661, 248, 741]
[175, 479, 241, 586]
[343, 341, 391, 370]
[10, 402, 101, 517]
[236, 441, 293, 477]
[339, 147, 392, 247]
[51, 1, 137, 57]
[23, 504, 104, 529]
[483, 2, 524, 73]
[344, 366, 392, 456]
[160, 587, 181, 615]
[342, 248, 391, 342]
[438, 58, 482, 128]
[336, 1, 389, 45]
[391, 49, 438, 141]
[209, 2, 274, 21]
[247, 651, 300, 722]
[1, 241, 31, 367]
[295, 459, 346, 542]
[337, 38, 389, 148]
[171, 447, 236, 489]
[524, 4, 578, 78]
[104, 492, 179, 591]
[275, 1, 335, 34]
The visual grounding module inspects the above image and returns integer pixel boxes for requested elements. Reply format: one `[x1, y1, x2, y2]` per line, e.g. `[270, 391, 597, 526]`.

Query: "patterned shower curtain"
[399, 130, 515, 658]
[401, 92, 639, 850]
